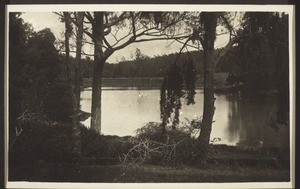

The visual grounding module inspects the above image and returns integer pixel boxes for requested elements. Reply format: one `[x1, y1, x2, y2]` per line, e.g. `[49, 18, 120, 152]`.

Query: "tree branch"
[82, 39, 94, 45]
[131, 12, 136, 39]
[104, 12, 129, 28]
[173, 39, 200, 50]
[219, 14, 236, 41]
[134, 35, 189, 43]
[174, 37, 192, 64]
[67, 15, 93, 39]
[85, 12, 95, 25]
[101, 35, 112, 50]
[214, 36, 241, 68]
[111, 32, 132, 47]
[112, 22, 189, 52]
[111, 26, 160, 50]
[53, 11, 63, 18]
[198, 36, 205, 51]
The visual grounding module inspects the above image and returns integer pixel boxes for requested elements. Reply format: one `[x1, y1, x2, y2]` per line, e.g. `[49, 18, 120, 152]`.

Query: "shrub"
[43, 83, 73, 122]
[10, 118, 132, 167]
[121, 122, 203, 165]
[10, 119, 74, 166]
[79, 126, 107, 161]
[79, 127, 135, 164]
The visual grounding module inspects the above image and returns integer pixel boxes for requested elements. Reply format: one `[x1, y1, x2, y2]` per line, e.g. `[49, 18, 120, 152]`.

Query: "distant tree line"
[79, 49, 229, 79]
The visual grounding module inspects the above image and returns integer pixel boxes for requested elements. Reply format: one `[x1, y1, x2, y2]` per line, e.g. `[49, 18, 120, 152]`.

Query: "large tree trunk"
[198, 13, 217, 147]
[90, 12, 105, 133]
[90, 55, 105, 133]
[74, 12, 84, 110]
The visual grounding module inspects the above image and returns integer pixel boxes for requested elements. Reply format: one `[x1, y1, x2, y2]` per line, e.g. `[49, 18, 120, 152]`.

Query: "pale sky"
[21, 12, 235, 63]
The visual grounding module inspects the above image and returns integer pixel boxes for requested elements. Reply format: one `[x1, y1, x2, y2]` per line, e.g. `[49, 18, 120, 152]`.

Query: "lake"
[80, 87, 289, 149]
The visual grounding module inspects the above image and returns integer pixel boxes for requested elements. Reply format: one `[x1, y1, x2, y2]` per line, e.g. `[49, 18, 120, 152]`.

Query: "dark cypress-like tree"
[160, 54, 197, 133]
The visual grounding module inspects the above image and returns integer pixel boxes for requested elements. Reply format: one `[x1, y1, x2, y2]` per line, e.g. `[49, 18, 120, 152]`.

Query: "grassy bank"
[9, 120, 289, 183]
[9, 135, 290, 183]
[10, 158, 289, 183]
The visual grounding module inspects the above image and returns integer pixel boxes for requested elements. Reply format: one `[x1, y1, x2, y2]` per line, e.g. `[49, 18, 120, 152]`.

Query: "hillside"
[80, 49, 226, 79]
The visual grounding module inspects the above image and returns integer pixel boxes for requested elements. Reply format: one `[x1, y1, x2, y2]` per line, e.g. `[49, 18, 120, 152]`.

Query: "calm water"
[80, 87, 289, 149]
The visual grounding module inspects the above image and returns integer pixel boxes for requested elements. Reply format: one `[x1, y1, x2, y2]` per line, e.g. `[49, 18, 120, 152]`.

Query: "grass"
[9, 162, 290, 183]
[9, 142, 290, 183]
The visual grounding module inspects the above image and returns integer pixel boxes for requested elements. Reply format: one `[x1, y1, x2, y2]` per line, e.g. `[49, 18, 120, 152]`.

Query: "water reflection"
[225, 94, 289, 149]
[80, 88, 289, 149]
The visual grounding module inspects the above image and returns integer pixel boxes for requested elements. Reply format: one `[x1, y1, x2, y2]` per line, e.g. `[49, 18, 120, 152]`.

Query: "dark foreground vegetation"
[9, 120, 290, 182]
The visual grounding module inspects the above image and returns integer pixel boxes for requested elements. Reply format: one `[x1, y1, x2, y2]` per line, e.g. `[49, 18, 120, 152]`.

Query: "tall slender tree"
[159, 12, 241, 144]
[63, 11, 189, 133]
[63, 12, 81, 156]
[197, 12, 217, 146]
[90, 12, 106, 133]
[74, 12, 85, 110]
[63, 12, 76, 111]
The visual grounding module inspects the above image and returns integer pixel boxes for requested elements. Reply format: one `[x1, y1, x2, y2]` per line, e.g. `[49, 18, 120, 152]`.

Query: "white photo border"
[4, 4, 296, 189]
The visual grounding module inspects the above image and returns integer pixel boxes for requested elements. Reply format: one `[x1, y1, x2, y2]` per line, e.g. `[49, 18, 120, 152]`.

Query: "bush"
[10, 117, 132, 167]
[79, 126, 134, 164]
[10, 119, 74, 166]
[121, 122, 204, 166]
[10, 119, 205, 168]
[43, 83, 73, 122]
[79, 126, 107, 161]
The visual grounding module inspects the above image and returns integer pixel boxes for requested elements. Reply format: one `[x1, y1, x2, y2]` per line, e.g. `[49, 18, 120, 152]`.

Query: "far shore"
[82, 73, 229, 90]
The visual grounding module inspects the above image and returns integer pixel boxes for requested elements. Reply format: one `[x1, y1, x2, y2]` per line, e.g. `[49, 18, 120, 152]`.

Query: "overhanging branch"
[112, 34, 189, 52]
[104, 12, 129, 28]
[174, 37, 192, 64]
[134, 35, 189, 43]
[214, 35, 242, 68]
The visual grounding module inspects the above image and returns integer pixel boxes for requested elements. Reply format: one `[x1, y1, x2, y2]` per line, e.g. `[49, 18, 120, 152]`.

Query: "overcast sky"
[21, 12, 235, 63]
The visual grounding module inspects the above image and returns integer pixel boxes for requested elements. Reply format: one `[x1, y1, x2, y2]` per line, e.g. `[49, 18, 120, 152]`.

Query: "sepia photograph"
[4, 4, 295, 189]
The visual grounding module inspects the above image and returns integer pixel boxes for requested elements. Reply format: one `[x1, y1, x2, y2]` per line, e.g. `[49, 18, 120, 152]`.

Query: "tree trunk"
[198, 13, 217, 147]
[90, 12, 105, 133]
[63, 12, 76, 115]
[90, 55, 105, 133]
[74, 12, 84, 110]
[64, 12, 81, 157]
